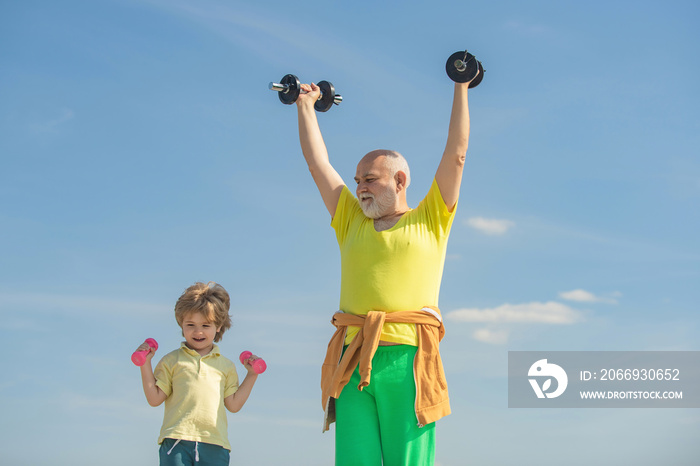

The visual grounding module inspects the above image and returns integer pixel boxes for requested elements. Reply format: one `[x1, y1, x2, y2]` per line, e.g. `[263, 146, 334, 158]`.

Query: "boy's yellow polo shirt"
[154, 343, 239, 450]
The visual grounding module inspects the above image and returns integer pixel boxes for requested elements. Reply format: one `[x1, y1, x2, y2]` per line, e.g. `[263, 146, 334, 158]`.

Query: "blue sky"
[1, 0, 699, 464]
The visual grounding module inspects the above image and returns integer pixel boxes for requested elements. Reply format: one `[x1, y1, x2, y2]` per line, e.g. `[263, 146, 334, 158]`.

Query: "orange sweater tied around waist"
[321, 307, 451, 432]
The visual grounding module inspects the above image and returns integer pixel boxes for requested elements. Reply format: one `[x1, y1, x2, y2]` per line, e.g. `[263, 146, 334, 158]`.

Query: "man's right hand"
[296, 83, 321, 108]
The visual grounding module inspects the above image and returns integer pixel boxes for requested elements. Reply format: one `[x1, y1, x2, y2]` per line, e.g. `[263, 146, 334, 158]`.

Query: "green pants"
[334, 345, 436, 466]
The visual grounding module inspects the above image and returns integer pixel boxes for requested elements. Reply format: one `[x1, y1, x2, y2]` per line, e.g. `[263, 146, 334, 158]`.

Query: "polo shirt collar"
[179, 342, 221, 358]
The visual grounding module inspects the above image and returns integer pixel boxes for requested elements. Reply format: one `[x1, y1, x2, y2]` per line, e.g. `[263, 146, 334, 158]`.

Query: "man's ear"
[395, 171, 407, 191]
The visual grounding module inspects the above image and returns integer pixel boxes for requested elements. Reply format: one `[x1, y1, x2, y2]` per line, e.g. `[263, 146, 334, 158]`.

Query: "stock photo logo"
[528, 359, 569, 399]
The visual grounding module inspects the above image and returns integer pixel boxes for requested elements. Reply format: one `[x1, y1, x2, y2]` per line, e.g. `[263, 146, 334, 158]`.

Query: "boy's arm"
[435, 81, 472, 212]
[140, 360, 168, 407]
[296, 83, 345, 218]
[136, 343, 167, 407]
[224, 371, 258, 413]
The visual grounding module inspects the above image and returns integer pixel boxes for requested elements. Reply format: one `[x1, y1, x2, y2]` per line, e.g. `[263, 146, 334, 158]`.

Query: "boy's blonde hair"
[174, 282, 232, 342]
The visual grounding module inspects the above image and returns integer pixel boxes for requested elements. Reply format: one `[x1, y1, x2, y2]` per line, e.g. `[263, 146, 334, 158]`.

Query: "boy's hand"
[241, 353, 263, 374]
[135, 341, 157, 362]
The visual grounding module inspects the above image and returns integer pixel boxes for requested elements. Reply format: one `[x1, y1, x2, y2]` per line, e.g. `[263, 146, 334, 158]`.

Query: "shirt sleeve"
[153, 356, 173, 397]
[223, 363, 240, 398]
[331, 185, 362, 245]
[417, 178, 458, 238]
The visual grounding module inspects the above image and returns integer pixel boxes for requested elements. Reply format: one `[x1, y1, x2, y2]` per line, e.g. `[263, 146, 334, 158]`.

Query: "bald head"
[359, 150, 411, 189]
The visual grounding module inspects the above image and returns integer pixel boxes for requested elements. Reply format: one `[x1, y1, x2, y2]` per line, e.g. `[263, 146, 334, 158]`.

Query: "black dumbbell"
[446, 51, 485, 88]
[268, 74, 343, 112]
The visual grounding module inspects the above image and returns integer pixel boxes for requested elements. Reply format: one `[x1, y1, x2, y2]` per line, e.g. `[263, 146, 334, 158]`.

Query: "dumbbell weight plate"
[445, 51, 483, 87]
[315, 81, 336, 112]
[278, 74, 301, 105]
[469, 61, 485, 89]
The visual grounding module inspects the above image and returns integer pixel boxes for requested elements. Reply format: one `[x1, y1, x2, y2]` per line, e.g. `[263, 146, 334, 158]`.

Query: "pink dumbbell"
[239, 351, 267, 374]
[132, 338, 158, 366]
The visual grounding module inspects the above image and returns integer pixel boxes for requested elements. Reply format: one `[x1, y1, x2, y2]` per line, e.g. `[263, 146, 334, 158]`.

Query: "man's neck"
[373, 209, 409, 232]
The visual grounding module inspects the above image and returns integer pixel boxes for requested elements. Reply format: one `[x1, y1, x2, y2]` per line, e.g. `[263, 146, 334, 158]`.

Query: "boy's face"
[181, 312, 221, 356]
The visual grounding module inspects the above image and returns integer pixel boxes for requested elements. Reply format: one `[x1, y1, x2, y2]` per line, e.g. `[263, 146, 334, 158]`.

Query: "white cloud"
[465, 217, 515, 235]
[559, 289, 597, 302]
[559, 289, 619, 304]
[446, 301, 583, 324]
[472, 328, 510, 345]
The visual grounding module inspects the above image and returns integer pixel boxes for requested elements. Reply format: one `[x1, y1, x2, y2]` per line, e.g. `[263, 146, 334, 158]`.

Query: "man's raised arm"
[296, 83, 346, 218]
[435, 81, 472, 212]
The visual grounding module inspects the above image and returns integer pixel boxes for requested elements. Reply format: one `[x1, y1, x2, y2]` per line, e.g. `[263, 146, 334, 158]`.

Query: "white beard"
[359, 186, 397, 219]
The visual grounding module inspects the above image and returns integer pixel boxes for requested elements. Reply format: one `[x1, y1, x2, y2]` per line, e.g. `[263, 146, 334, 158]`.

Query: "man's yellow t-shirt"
[331, 178, 457, 346]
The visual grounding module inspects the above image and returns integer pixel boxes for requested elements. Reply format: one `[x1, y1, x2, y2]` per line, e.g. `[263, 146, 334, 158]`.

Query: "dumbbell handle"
[268, 82, 343, 104]
[454, 52, 475, 72]
[455, 59, 469, 72]
[132, 338, 159, 366]
[240, 350, 267, 374]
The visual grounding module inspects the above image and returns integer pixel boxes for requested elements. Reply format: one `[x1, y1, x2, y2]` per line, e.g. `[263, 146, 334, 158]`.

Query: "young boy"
[135, 282, 261, 465]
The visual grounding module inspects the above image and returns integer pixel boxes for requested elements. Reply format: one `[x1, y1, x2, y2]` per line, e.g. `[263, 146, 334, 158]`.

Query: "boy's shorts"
[159, 438, 230, 466]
